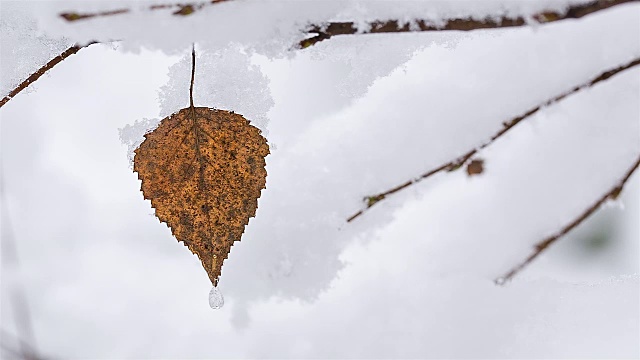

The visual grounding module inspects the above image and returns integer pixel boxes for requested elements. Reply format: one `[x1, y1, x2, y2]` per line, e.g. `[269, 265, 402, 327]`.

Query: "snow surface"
[1, 0, 639, 358]
[30, 0, 596, 54]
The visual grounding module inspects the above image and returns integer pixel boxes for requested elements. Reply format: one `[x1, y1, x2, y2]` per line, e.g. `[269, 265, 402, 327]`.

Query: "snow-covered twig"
[299, 0, 638, 48]
[0, 41, 97, 109]
[59, 0, 232, 21]
[346, 57, 640, 223]
[496, 154, 640, 284]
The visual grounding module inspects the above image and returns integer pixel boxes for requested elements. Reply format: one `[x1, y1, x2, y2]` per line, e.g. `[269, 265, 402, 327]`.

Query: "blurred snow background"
[1, 0, 639, 358]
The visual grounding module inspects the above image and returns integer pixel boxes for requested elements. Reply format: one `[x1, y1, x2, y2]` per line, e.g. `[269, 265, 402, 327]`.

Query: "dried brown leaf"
[466, 159, 484, 176]
[134, 107, 269, 286]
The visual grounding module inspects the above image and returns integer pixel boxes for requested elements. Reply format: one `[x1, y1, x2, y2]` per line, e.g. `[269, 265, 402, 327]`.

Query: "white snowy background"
[1, 0, 639, 358]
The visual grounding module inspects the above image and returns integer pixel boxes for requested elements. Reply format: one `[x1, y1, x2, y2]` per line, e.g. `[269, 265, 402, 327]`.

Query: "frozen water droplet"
[209, 286, 224, 309]
[495, 277, 506, 286]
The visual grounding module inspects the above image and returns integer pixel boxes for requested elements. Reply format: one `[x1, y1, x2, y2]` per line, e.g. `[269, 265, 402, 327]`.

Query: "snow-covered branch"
[347, 56, 640, 223]
[2, 0, 633, 110]
[298, 0, 637, 48]
[57, 0, 637, 49]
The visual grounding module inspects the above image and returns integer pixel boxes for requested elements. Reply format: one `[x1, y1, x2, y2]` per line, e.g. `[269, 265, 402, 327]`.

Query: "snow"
[118, 117, 160, 167]
[158, 44, 273, 132]
[1, 0, 639, 358]
[30, 0, 597, 54]
[0, 2, 73, 97]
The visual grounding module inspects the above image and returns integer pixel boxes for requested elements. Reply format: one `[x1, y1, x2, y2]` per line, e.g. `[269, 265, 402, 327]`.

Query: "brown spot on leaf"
[466, 159, 484, 176]
[134, 107, 269, 286]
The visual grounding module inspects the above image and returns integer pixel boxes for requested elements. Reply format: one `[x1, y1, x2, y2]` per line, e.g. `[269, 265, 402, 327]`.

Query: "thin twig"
[300, 0, 638, 48]
[0, 42, 97, 109]
[346, 57, 640, 222]
[496, 154, 640, 284]
[59, 0, 232, 21]
[190, 43, 196, 109]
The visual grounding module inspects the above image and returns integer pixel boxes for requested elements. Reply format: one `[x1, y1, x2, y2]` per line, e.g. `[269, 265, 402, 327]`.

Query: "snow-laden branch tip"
[496, 153, 640, 284]
[346, 57, 640, 223]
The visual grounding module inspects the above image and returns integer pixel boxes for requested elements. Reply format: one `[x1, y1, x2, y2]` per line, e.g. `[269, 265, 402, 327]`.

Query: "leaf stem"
[190, 43, 196, 110]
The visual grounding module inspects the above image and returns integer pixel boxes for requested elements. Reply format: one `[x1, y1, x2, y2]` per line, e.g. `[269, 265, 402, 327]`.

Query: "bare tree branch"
[0, 41, 97, 109]
[59, 0, 232, 21]
[346, 57, 640, 222]
[299, 0, 638, 48]
[496, 154, 640, 284]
